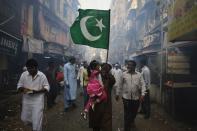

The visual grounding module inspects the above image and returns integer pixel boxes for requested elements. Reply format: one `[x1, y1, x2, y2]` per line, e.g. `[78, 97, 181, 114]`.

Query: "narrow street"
[0, 0, 197, 131]
[1, 89, 197, 131]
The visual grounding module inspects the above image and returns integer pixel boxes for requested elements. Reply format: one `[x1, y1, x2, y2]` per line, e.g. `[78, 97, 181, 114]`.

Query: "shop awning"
[129, 44, 161, 57]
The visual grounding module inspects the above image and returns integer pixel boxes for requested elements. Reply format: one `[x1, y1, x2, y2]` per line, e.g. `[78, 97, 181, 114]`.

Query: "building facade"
[110, 0, 197, 120]
[0, 0, 79, 91]
[0, 0, 23, 90]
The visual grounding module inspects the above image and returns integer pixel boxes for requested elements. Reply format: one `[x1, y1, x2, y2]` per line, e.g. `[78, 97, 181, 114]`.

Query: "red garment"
[85, 70, 107, 112]
[56, 72, 64, 82]
[84, 88, 107, 112]
[87, 70, 103, 96]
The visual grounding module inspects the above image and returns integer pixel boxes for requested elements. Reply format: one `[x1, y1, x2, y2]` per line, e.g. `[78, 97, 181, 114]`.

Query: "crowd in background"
[17, 57, 151, 131]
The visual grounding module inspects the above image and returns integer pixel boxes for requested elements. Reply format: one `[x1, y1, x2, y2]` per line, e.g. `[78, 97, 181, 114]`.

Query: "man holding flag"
[70, 9, 112, 131]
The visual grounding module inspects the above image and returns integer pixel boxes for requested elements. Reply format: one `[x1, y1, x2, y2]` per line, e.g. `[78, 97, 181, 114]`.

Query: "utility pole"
[159, 0, 164, 104]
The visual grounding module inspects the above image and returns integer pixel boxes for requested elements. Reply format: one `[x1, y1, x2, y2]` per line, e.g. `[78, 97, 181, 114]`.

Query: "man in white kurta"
[64, 57, 77, 111]
[111, 64, 123, 97]
[17, 59, 49, 131]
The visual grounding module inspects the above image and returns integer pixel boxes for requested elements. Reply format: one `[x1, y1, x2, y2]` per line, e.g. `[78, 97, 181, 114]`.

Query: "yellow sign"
[168, 0, 197, 42]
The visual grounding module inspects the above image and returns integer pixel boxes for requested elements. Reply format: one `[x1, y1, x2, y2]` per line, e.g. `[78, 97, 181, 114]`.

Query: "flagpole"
[106, 49, 109, 63]
[106, 9, 110, 63]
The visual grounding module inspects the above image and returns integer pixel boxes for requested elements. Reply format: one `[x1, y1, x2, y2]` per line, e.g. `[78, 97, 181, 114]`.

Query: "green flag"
[70, 9, 110, 49]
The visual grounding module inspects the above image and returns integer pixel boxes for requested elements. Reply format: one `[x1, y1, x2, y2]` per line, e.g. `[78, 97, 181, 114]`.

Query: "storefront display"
[164, 45, 197, 120]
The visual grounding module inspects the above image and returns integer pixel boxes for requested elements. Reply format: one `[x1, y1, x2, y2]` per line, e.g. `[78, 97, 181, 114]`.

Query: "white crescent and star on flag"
[80, 16, 106, 41]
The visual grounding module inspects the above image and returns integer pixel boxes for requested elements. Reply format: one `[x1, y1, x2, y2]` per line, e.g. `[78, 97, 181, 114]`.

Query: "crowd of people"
[17, 57, 151, 131]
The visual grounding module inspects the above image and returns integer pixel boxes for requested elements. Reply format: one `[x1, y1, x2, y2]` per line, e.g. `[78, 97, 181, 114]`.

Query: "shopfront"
[164, 43, 197, 120]
[164, 0, 197, 120]
[0, 30, 22, 91]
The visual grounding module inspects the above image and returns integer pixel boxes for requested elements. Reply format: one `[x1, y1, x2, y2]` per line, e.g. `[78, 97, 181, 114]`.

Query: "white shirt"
[141, 65, 151, 89]
[64, 62, 77, 85]
[17, 70, 49, 131]
[17, 71, 50, 104]
[112, 68, 123, 95]
[77, 66, 84, 87]
[64, 62, 78, 100]
[117, 71, 146, 100]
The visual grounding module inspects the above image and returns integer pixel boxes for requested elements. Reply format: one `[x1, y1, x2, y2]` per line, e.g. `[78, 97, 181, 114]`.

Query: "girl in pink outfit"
[81, 60, 107, 119]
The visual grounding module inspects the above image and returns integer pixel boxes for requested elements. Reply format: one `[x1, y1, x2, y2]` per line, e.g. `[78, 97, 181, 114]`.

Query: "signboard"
[168, 0, 197, 42]
[23, 36, 44, 54]
[143, 32, 160, 48]
[0, 31, 21, 56]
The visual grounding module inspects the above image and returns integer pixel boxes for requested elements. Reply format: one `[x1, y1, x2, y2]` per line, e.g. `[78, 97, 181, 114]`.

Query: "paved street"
[0, 89, 197, 131]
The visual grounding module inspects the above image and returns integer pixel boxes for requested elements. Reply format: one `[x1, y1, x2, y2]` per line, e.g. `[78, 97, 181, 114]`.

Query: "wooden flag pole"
[106, 49, 109, 63]
[106, 9, 111, 63]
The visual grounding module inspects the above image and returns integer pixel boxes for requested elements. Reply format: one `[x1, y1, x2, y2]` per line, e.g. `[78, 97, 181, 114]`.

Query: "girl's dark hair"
[101, 63, 112, 73]
[26, 59, 38, 68]
[87, 60, 99, 77]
